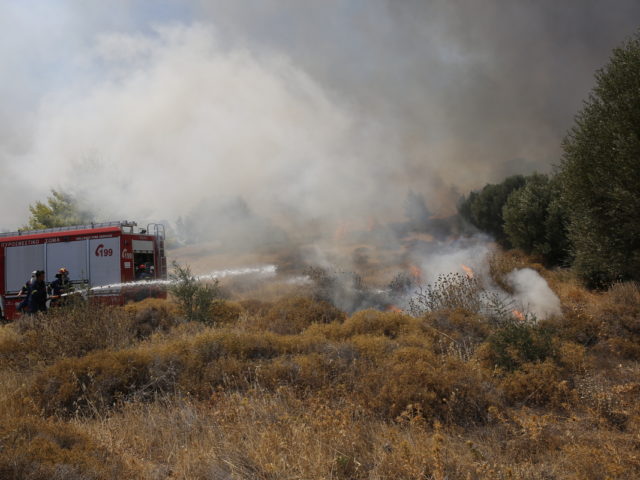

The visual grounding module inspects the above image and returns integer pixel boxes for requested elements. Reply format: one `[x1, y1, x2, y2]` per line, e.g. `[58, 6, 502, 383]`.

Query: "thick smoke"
[506, 268, 562, 320]
[411, 236, 493, 286]
[194, 0, 640, 194]
[399, 240, 562, 320]
[5, 23, 403, 238]
[2, 1, 640, 231]
[14, 25, 371, 219]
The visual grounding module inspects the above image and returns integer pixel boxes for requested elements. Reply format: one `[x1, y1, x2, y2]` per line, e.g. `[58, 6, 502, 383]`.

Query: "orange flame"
[461, 264, 474, 279]
[512, 310, 526, 321]
[409, 264, 422, 283]
[334, 222, 348, 241]
[387, 305, 404, 313]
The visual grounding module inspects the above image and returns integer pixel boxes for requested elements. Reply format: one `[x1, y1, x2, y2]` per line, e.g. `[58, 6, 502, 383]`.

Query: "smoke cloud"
[1, 1, 639, 233]
[506, 268, 562, 320]
[13, 25, 379, 221]
[412, 235, 493, 287]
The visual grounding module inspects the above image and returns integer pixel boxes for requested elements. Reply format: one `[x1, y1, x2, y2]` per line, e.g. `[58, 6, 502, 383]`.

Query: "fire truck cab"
[0, 220, 167, 320]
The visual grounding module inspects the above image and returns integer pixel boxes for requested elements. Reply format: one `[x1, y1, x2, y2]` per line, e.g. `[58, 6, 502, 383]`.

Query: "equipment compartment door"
[46, 240, 89, 284]
[89, 237, 121, 287]
[5, 244, 44, 292]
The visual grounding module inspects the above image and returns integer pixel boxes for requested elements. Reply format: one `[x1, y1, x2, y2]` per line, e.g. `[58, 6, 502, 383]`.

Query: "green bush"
[481, 322, 554, 372]
[168, 262, 223, 324]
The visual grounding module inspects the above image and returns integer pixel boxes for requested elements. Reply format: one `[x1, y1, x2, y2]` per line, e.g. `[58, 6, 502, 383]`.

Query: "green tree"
[502, 174, 570, 265]
[559, 32, 640, 286]
[25, 190, 94, 230]
[458, 175, 527, 246]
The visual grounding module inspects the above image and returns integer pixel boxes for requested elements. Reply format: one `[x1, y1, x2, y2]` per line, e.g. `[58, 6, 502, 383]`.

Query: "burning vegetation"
[4, 166, 629, 479]
[1, 247, 640, 479]
[2, 26, 640, 480]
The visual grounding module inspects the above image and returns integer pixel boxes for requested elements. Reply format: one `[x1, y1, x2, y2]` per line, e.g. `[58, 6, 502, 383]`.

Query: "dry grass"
[2, 262, 640, 478]
[246, 296, 346, 334]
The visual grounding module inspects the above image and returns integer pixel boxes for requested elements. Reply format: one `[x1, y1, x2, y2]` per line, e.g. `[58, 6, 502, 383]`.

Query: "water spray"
[54, 264, 278, 298]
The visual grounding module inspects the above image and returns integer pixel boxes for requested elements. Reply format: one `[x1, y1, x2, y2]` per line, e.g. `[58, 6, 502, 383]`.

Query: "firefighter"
[136, 264, 151, 281]
[50, 267, 72, 306]
[16, 270, 37, 313]
[27, 270, 48, 314]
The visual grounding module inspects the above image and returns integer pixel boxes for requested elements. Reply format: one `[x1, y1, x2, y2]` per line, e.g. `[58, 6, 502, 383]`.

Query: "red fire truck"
[0, 221, 167, 320]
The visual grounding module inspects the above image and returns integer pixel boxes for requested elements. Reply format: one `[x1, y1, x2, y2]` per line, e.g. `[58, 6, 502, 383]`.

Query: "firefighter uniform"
[50, 268, 73, 308]
[27, 271, 48, 314]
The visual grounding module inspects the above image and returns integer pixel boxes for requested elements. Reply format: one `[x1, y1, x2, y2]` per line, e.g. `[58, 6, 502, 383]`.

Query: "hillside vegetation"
[459, 32, 640, 288]
[1, 250, 639, 479]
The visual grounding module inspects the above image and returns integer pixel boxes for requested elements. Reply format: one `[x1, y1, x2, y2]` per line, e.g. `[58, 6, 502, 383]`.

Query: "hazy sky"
[1, 1, 638, 230]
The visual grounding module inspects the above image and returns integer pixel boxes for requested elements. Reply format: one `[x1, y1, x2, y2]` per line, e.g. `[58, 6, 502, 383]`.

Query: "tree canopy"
[502, 174, 569, 265]
[458, 175, 527, 247]
[24, 190, 94, 230]
[458, 32, 640, 285]
[558, 32, 640, 286]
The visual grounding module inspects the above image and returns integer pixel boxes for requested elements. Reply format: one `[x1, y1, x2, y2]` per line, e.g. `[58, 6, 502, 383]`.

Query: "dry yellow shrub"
[555, 340, 588, 373]
[0, 415, 135, 479]
[7, 266, 640, 478]
[238, 298, 273, 316]
[251, 296, 346, 334]
[422, 309, 491, 357]
[348, 334, 399, 360]
[209, 300, 242, 324]
[358, 346, 496, 425]
[500, 360, 575, 408]
[31, 349, 158, 417]
[593, 282, 640, 359]
[342, 309, 421, 338]
[1, 303, 138, 368]
[122, 297, 179, 316]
